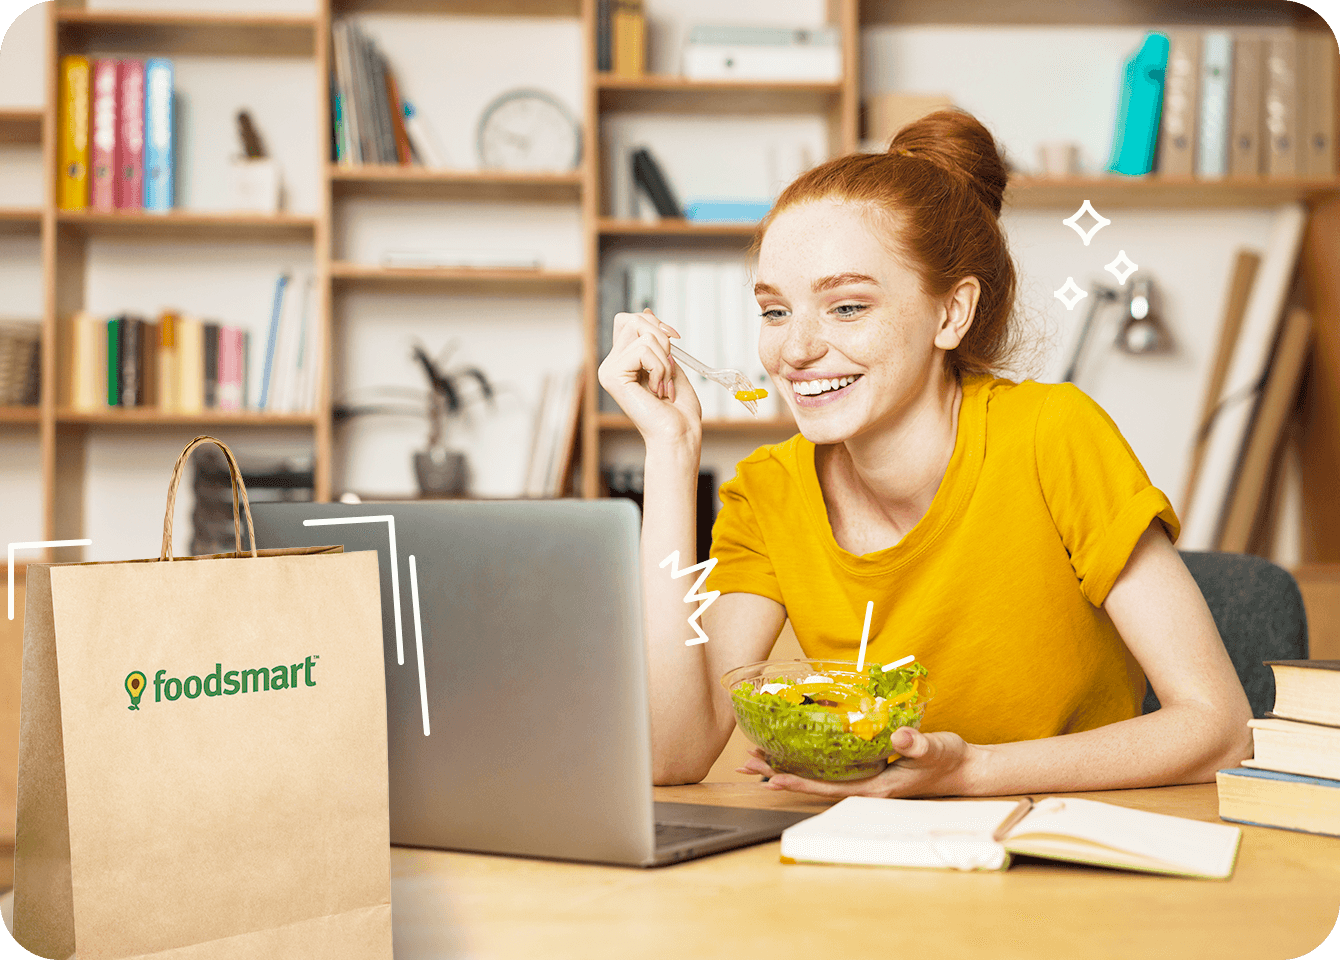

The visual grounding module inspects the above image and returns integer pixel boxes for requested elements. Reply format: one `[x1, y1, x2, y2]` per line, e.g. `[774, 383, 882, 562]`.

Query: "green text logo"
[125, 656, 321, 708]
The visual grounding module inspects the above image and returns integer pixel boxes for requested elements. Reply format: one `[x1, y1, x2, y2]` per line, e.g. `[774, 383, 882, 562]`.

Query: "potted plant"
[410, 342, 495, 497]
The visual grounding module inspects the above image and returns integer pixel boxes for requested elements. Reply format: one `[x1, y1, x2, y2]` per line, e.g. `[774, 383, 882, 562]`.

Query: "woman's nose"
[779, 312, 825, 367]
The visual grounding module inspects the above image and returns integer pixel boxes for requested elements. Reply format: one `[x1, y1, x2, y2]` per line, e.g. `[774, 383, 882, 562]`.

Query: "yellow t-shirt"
[705, 374, 1180, 746]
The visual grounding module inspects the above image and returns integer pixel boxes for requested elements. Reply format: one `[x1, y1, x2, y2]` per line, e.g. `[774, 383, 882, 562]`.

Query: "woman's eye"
[834, 303, 866, 318]
[761, 308, 788, 322]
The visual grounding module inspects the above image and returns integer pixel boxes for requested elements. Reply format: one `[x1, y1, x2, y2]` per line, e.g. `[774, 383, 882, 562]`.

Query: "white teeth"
[793, 375, 858, 397]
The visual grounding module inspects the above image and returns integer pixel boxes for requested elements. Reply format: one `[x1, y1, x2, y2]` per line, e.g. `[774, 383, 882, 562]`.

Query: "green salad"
[730, 661, 931, 782]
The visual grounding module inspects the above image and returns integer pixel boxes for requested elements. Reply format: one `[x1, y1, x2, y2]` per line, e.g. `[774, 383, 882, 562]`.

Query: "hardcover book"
[1217, 767, 1340, 838]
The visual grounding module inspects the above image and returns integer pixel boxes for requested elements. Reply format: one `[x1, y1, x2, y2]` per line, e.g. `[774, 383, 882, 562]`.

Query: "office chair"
[1141, 551, 1310, 718]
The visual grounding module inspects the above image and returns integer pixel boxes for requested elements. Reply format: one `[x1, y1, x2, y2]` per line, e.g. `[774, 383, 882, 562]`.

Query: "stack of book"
[523, 366, 584, 498]
[58, 56, 174, 212]
[1125, 27, 1335, 179]
[1218, 660, 1340, 838]
[599, 260, 777, 422]
[595, 0, 646, 76]
[0, 321, 40, 407]
[62, 272, 319, 415]
[330, 19, 443, 167]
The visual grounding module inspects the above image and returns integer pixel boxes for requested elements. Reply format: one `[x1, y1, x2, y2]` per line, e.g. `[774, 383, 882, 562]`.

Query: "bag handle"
[161, 435, 258, 561]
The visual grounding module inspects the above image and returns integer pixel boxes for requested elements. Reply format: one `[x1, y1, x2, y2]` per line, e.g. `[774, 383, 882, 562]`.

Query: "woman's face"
[755, 199, 973, 446]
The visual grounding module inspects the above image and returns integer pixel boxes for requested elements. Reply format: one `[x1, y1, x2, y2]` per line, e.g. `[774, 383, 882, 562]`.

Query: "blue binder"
[144, 58, 174, 211]
[1108, 33, 1170, 176]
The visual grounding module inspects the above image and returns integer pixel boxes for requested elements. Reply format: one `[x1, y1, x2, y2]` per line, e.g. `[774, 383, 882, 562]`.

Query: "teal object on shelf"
[684, 200, 773, 224]
[1108, 32, 1169, 176]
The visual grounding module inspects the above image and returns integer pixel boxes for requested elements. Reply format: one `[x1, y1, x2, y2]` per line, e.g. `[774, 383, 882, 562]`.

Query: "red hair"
[752, 108, 1024, 381]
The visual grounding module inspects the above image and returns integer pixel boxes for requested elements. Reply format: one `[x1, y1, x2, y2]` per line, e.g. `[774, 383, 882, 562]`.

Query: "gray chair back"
[1142, 551, 1309, 718]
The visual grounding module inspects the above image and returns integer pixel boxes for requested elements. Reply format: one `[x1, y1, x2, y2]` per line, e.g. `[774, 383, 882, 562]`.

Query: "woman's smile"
[789, 373, 864, 406]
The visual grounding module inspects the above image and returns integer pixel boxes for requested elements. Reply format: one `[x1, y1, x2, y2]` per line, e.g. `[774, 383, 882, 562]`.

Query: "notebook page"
[1004, 797, 1241, 877]
[780, 797, 1018, 871]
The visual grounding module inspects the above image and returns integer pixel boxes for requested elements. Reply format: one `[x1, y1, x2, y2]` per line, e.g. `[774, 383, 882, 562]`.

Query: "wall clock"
[477, 88, 581, 172]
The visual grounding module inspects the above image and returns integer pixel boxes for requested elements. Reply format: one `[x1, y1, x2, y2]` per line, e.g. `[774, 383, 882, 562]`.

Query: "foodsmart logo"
[123, 656, 320, 709]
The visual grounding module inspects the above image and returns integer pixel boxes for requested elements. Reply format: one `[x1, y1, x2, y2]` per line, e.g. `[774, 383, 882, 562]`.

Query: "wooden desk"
[390, 782, 1340, 960]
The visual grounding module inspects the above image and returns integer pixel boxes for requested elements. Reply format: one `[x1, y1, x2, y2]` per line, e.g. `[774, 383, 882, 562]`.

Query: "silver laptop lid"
[250, 499, 655, 864]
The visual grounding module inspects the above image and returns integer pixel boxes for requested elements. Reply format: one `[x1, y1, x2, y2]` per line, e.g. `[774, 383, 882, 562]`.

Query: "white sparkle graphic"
[659, 551, 719, 645]
[1054, 277, 1088, 310]
[1062, 199, 1111, 246]
[1105, 250, 1139, 285]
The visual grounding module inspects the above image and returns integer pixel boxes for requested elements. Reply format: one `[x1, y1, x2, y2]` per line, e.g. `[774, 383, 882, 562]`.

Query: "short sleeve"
[1035, 384, 1180, 607]
[704, 463, 785, 605]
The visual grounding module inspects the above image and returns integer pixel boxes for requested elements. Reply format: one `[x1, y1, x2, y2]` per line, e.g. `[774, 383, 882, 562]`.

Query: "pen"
[991, 796, 1035, 842]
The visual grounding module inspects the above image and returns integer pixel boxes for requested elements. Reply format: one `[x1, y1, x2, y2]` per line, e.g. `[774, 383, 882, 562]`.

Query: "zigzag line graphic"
[659, 551, 718, 646]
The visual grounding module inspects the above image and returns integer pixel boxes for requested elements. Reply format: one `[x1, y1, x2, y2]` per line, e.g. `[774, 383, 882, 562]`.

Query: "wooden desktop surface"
[390, 781, 1340, 960]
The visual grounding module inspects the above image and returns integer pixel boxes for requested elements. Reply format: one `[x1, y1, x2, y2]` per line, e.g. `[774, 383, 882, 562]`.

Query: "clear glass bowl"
[721, 658, 933, 782]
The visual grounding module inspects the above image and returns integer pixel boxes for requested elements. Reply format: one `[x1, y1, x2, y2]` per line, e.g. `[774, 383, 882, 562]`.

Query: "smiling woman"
[595, 107, 1253, 800]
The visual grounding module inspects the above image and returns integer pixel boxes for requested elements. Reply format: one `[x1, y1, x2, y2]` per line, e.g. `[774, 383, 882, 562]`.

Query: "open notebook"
[779, 796, 1242, 879]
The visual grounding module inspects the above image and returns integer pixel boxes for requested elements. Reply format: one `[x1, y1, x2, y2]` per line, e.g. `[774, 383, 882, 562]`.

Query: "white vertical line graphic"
[8, 540, 93, 620]
[408, 554, 430, 737]
[304, 515, 404, 664]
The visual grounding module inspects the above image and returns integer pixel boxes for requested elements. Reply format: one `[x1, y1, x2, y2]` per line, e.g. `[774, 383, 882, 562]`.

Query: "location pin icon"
[126, 671, 146, 711]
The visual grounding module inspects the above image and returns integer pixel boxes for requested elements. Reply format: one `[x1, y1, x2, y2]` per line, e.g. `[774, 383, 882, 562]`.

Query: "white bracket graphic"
[304, 515, 404, 664]
[659, 551, 718, 646]
[407, 555, 431, 737]
[8, 540, 92, 620]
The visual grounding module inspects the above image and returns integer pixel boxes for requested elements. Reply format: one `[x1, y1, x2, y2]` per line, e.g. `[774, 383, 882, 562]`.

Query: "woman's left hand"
[736, 726, 979, 798]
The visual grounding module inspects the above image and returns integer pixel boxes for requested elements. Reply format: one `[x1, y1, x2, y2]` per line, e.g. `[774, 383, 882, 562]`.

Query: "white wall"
[0, 0, 1321, 564]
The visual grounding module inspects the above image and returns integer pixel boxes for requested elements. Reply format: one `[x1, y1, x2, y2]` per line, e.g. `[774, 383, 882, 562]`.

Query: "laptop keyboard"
[655, 821, 736, 847]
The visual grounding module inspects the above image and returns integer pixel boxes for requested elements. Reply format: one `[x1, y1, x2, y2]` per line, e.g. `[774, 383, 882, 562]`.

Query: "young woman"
[596, 108, 1253, 799]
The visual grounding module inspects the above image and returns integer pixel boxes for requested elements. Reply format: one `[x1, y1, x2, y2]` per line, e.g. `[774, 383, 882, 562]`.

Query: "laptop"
[250, 498, 813, 866]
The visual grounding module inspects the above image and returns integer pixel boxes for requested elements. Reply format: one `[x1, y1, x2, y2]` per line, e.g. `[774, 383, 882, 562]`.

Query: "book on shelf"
[0, 321, 40, 407]
[143, 59, 175, 212]
[1155, 26, 1336, 180]
[331, 19, 419, 167]
[682, 24, 842, 82]
[631, 147, 682, 218]
[401, 102, 446, 168]
[118, 59, 145, 209]
[1156, 30, 1198, 177]
[596, 0, 612, 71]
[779, 795, 1242, 879]
[90, 59, 120, 211]
[599, 260, 775, 421]
[1216, 661, 1340, 838]
[525, 365, 584, 498]
[611, 0, 646, 77]
[1109, 33, 1169, 176]
[58, 55, 90, 211]
[1196, 31, 1232, 178]
[264, 272, 320, 414]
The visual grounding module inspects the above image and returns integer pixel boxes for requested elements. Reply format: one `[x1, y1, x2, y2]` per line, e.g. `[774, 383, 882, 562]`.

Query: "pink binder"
[116, 59, 144, 209]
[90, 59, 119, 211]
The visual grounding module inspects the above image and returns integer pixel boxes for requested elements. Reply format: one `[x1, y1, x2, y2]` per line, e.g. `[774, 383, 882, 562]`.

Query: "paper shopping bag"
[12, 436, 392, 960]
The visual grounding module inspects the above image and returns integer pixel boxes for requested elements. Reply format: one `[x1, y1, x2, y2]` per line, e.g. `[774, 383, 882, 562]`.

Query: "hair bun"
[887, 108, 1009, 216]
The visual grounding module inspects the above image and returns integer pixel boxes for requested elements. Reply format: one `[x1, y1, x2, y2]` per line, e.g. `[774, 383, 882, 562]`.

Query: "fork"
[669, 343, 761, 417]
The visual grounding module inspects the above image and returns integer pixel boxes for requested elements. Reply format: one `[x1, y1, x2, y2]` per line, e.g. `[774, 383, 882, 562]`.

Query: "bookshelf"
[4, 0, 1340, 564]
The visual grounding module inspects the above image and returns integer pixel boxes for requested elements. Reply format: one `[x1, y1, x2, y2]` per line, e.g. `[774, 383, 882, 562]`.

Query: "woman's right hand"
[597, 310, 702, 447]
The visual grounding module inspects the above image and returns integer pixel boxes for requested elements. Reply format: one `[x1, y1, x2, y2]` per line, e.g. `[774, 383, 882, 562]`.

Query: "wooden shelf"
[330, 261, 584, 294]
[599, 218, 759, 238]
[861, 0, 1323, 28]
[1006, 175, 1340, 209]
[56, 209, 316, 241]
[0, 208, 41, 233]
[330, 165, 582, 202]
[0, 407, 40, 425]
[596, 75, 843, 114]
[331, 0, 580, 16]
[598, 414, 796, 433]
[0, 109, 42, 145]
[55, 10, 317, 57]
[57, 409, 318, 427]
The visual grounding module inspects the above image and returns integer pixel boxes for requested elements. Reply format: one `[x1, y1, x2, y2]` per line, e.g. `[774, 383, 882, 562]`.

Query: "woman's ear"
[934, 277, 980, 350]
